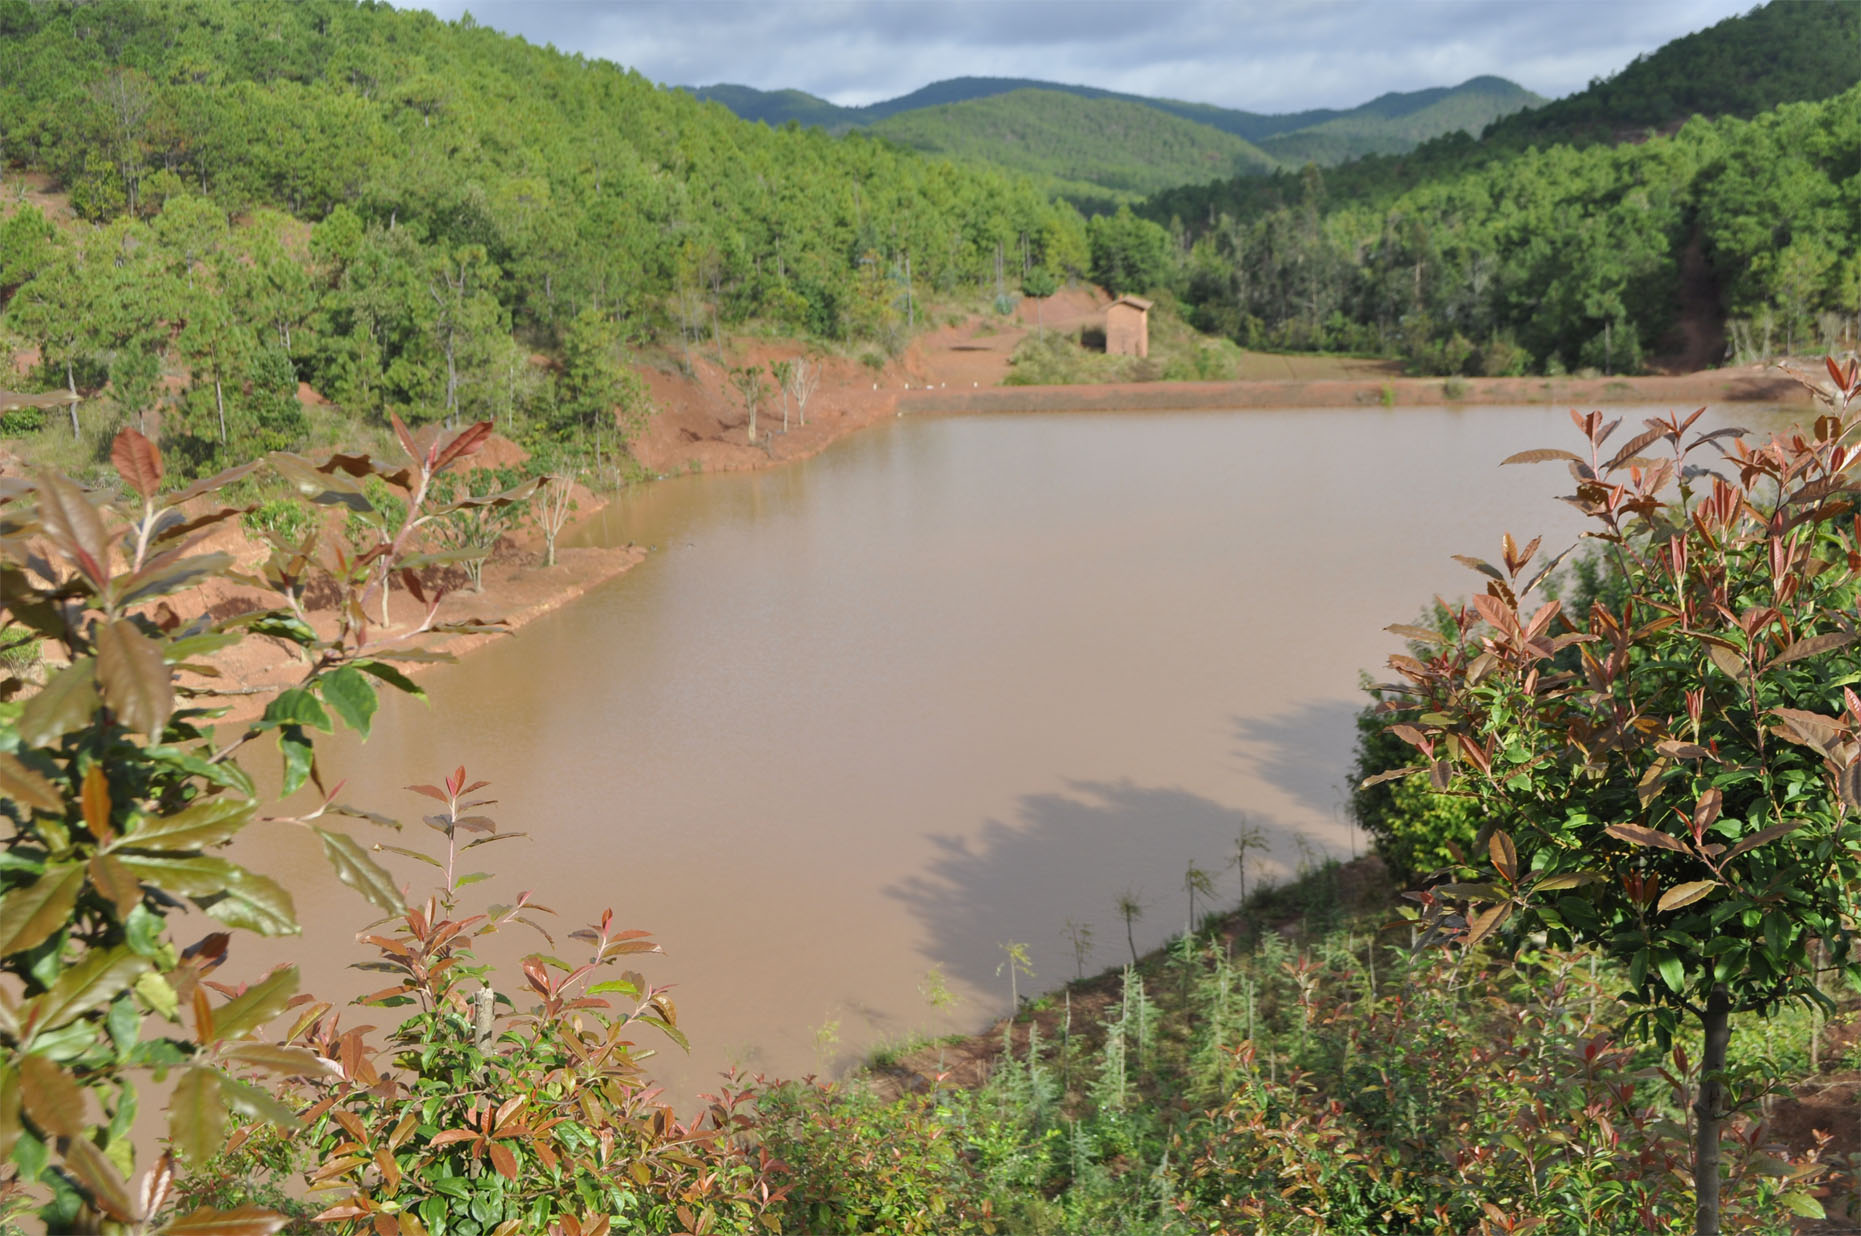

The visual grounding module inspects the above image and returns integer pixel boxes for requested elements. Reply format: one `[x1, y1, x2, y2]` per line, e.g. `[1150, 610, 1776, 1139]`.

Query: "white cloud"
[417, 0, 1757, 114]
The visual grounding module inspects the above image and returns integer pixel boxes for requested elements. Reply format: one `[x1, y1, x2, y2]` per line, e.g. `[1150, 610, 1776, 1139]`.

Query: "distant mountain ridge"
[865, 88, 1282, 211]
[685, 74, 1543, 208]
[686, 74, 1542, 149]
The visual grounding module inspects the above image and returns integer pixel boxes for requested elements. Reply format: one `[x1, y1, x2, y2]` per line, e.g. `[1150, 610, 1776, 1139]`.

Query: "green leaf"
[17, 658, 99, 746]
[1655, 952, 1685, 994]
[95, 617, 175, 737]
[215, 1074, 299, 1130]
[354, 660, 426, 700]
[319, 666, 377, 738]
[34, 947, 149, 1033]
[315, 828, 402, 916]
[1780, 1192, 1827, 1219]
[0, 862, 85, 955]
[259, 688, 331, 733]
[277, 727, 313, 797]
[212, 967, 299, 1041]
[201, 869, 297, 937]
[170, 1066, 228, 1166]
[116, 798, 255, 853]
[117, 854, 241, 899]
[134, 971, 179, 1019]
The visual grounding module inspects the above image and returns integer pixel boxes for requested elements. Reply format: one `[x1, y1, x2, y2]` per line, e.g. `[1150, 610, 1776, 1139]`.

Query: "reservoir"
[246, 402, 1791, 1101]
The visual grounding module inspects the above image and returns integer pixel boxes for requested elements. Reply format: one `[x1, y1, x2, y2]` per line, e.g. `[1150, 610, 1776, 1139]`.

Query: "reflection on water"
[237, 403, 1798, 1101]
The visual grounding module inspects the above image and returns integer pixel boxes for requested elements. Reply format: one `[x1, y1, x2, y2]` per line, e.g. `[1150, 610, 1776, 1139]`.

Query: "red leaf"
[390, 413, 420, 464]
[433, 422, 494, 474]
[1604, 822, 1688, 853]
[487, 1140, 518, 1180]
[112, 428, 165, 499]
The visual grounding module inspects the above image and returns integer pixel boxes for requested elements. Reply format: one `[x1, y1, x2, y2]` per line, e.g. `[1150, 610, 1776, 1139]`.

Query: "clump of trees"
[1368, 359, 1861, 1234]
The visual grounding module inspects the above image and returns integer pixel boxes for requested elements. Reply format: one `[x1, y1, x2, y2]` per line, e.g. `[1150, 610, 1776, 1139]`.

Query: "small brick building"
[1106, 295, 1153, 358]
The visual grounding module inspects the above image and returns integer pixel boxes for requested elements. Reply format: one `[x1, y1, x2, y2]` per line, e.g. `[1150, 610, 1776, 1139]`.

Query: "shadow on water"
[1230, 697, 1365, 821]
[886, 779, 1296, 995]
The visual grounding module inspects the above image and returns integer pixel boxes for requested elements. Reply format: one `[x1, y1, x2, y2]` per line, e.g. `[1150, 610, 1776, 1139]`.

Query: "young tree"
[770, 358, 794, 432]
[786, 354, 821, 427]
[1116, 889, 1145, 968]
[730, 364, 770, 446]
[1381, 368, 1861, 1234]
[535, 472, 577, 568]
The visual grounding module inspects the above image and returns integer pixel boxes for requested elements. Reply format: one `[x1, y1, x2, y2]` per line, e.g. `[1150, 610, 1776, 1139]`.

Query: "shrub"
[0, 422, 522, 1229]
[283, 769, 782, 1236]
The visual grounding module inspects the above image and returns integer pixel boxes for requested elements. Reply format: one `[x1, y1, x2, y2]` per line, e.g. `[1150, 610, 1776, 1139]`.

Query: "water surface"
[244, 403, 1793, 1099]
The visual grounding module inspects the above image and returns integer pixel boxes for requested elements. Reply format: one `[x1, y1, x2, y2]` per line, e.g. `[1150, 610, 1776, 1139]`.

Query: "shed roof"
[1110, 295, 1154, 311]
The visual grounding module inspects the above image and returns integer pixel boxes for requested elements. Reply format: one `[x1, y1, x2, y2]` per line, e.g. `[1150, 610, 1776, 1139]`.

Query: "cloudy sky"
[408, 0, 1756, 114]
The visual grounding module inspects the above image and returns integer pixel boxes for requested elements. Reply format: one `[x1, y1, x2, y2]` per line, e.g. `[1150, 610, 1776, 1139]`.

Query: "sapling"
[1230, 819, 1269, 905]
[997, 940, 1035, 1010]
[1384, 373, 1861, 1235]
[1117, 888, 1145, 967]
[1183, 859, 1216, 935]
[1064, 917, 1095, 980]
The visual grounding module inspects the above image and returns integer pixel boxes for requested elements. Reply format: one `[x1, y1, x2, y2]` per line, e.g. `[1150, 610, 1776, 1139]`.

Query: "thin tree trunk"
[1695, 991, 1731, 1236]
[214, 375, 226, 444]
[66, 361, 79, 439]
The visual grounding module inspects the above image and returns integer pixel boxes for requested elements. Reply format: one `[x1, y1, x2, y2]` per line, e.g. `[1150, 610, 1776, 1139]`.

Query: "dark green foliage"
[1087, 207, 1171, 297]
[696, 74, 1544, 175]
[1162, 82, 1861, 372]
[869, 89, 1277, 210]
[786, 884, 1832, 1234]
[0, 0, 1083, 467]
[1484, 0, 1861, 150]
[1385, 377, 1861, 1232]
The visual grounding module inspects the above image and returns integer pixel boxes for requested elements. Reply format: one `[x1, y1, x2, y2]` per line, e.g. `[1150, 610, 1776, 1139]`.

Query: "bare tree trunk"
[1694, 992, 1731, 1236]
[66, 361, 79, 439]
[214, 375, 226, 444]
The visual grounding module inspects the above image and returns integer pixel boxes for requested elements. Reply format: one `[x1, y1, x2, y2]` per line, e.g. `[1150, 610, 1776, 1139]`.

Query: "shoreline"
[198, 318, 1822, 725]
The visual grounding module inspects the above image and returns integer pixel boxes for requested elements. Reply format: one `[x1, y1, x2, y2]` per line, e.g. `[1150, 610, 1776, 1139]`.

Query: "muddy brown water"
[237, 403, 1796, 1104]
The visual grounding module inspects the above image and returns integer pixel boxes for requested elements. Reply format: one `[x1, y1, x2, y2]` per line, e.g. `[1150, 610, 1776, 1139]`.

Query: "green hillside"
[1256, 76, 1542, 163]
[1485, 0, 1861, 147]
[0, 0, 1086, 474]
[868, 88, 1278, 210]
[1147, 0, 1861, 234]
[692, 74, 1545, 192]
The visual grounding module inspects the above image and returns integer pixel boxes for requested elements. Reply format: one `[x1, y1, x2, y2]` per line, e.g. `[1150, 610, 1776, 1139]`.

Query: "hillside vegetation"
[868, 89, 1278, 212]
[1255, 76, 1543, 164]
[1485, 0, 1861, 149]
[1148, 0, 1861, 233]
[694, 73, 1543, 194]
[0, 0, 1084, 477]
[1127, 2, 1861, 377]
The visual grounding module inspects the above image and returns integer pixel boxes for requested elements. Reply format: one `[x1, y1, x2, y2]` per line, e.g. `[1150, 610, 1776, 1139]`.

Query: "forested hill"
[1156, 82, 1861, 379]
[0, 0, 1085, 473]
[866, 89, 1280, 212]
[1483, 0, 1861, 150]
[1145, 0, 1861, 233]
[690, 75, 1543, 169]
